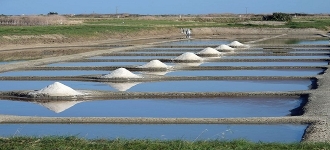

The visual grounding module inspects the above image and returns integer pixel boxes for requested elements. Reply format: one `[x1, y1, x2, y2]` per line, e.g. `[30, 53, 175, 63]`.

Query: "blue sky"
[1, 0, 329, 15]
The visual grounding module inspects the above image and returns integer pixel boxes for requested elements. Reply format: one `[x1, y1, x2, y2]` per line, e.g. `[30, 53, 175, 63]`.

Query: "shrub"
[263, 13, 292, 22]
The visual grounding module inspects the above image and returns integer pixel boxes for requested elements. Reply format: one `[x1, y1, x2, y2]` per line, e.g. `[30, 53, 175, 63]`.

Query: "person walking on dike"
[186, 28, 191, 39]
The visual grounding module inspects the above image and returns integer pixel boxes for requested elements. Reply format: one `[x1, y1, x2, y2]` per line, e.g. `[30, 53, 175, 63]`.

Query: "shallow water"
[166, 69, 323, 77]
[199, 61, 328, 67]
[0, 60, 24, 65]
[0, 97, 302, 117]
[47, 62, 147, 67]
[122, 51, 186, 54]
[0, 70, 110, 77]
[162, 39, 230, 46]
[222, 55, 329, 59]
[142, 47, 201, 51]
[297, 40, 330, 45]
[0, 62, 8, 65]
[0, 38, 324, 142]
[0, 80, 311, 92]
[0, 124, 306, 142]
[88, 56, 175, 59]
[257, 39, 329, 45]
[290, 50, 330, 54]
[46, 60, 328, 68]
[0, 69, 321, 77]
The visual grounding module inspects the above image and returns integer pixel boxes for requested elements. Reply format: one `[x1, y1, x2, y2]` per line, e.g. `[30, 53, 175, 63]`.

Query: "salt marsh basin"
[0, 32, 330, 143]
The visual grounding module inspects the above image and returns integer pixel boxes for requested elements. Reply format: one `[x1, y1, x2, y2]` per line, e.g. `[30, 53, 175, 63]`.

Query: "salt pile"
[228, 41, 249, 48]
[29, 82, 83, 96]
[196, 47, 222, 55]
[174, 52, 203, 61]
[140, 60, 171, 68]
[101, 68, 141, 78]
[215, 44, 235, 51]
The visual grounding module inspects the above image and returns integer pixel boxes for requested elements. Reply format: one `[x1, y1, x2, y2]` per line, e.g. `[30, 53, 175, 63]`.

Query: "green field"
[1, 136, 330, 150]
[0, 16, 329, 38]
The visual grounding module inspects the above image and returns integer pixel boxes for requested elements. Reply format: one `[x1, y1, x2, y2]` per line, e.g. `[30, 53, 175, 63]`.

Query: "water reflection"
[0, 80, 312, 92]
[0, 124, 307, 143]
[104, 82, 142, 91]
[174, 62, 204, 68]
[141, 71, 172, 76]
[36, 101, 83, 113]
[0, 97, 303, 117]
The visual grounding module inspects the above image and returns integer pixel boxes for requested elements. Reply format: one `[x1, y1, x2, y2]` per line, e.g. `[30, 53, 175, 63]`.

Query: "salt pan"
[140, 60, 170, 68]
[174, 52, 203, 61]
[30, 82, 83, 96]
[101, 68, 141, 78]
[196, 47, 222, 55]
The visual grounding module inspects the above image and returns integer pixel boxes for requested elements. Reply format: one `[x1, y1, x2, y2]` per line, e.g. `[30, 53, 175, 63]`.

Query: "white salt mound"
[140, 60, 170, 68]
[228, 41, 244, 47]
[101, 68, 141, 78]
[228, 41, 249, 48]
[196, 47, 222, 55]
[174, 52, 203, 61]
[215, 44, 235, 51]
[33, 82, 83, 96]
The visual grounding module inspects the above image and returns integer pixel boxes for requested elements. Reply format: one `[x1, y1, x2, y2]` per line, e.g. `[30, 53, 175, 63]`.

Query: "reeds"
[0, 15, 67, 26]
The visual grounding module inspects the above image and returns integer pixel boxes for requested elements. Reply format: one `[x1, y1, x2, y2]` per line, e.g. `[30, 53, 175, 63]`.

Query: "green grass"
[0, 24, 151, 37]
[0, 18, 236, 38]
[0, 17, 329, 39]
[0, 136, 330, 150]
[285, 19, 330, 30]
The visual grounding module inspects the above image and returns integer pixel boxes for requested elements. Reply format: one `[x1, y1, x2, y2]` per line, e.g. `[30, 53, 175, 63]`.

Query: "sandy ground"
[0, 27, 330, 142]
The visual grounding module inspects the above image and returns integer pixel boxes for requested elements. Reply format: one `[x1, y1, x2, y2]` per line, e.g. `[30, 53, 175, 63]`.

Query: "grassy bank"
[285, 19, 330, 30]
[0, 24, 151, 37]
[0, 136, 330, 150]
[1, 16, 329, 36]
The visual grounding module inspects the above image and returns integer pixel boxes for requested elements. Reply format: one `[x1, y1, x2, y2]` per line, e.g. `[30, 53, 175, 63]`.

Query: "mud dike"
[0, 34, 329, 142]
